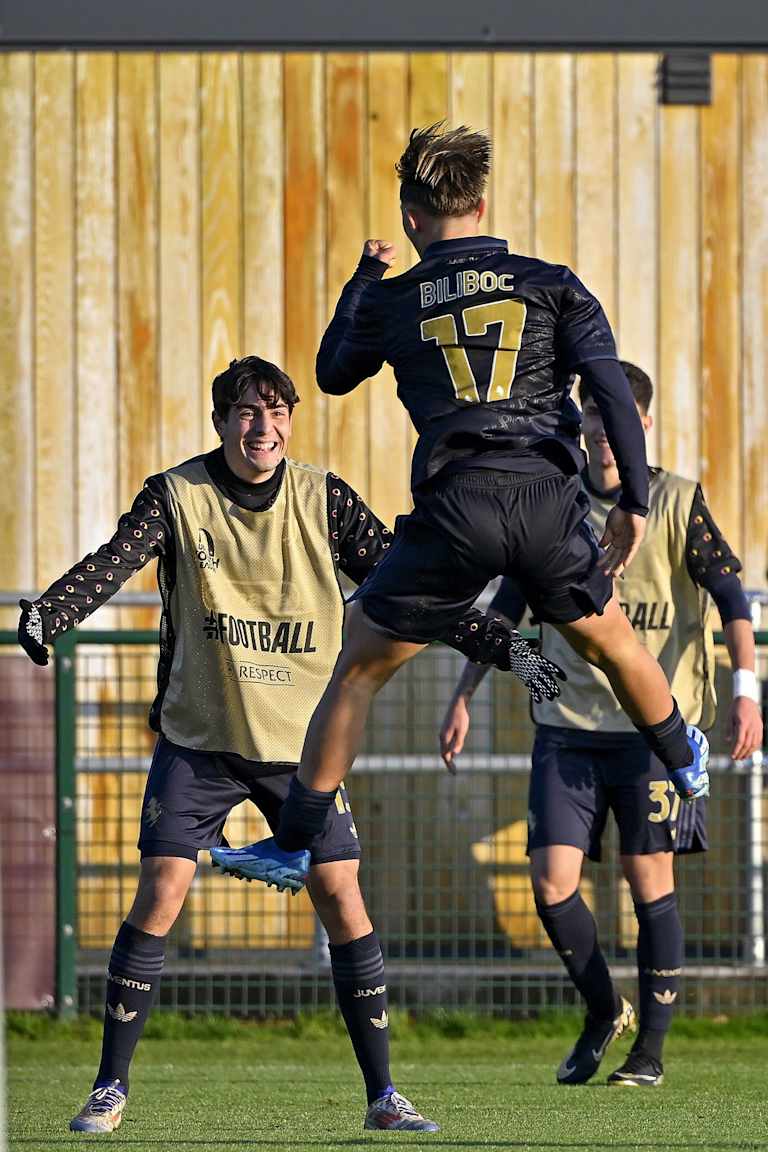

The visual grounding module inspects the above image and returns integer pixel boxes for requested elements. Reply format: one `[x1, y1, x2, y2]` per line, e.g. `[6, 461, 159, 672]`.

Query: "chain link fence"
[1, 601, 767, 1018]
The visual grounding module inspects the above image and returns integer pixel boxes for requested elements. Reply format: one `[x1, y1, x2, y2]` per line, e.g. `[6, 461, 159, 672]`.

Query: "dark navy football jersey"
[317, 236, 619, 488]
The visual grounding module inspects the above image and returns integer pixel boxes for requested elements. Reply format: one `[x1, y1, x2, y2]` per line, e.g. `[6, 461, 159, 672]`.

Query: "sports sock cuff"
[329, 931, 385, 984]
[111, 921, 166, 978]
[634, 700, 693, 770]
[534, 889, 580, 917]
[633, 892, 677, 920]
[275, 775, 337, 852]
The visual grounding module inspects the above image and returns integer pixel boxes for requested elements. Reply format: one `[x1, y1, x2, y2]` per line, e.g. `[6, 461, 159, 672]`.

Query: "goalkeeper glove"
[453, 615, 566, 703]
[18, 599, 49, 666]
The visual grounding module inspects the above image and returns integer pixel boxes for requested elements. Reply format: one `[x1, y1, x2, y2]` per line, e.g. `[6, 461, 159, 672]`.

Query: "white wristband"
[733, 668, 760, 703]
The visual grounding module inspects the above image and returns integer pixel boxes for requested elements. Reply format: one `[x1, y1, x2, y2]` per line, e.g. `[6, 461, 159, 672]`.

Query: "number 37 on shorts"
[647, 779, 681, 826]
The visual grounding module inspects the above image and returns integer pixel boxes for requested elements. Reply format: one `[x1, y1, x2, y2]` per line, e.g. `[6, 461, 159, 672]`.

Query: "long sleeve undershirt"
[576, 359, 650, 517]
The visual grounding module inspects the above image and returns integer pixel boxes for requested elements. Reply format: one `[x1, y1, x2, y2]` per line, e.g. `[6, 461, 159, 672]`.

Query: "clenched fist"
[363, 239, 397, 266]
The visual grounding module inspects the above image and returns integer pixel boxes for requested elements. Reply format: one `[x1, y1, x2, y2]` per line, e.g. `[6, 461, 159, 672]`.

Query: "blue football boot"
[668, 725, 710, 801]
[211, 838, 310, 894]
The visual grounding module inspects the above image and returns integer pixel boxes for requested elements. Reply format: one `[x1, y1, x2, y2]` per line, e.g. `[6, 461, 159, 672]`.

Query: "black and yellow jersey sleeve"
[326, 474, 394, 586]
[32, 475, 171, 643]
[685, 487, 750, 624]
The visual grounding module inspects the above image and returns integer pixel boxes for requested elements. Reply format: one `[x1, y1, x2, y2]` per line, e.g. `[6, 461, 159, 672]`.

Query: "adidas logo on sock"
[370, 1011, 388, 1029]
[107, 1002, 138, 1023]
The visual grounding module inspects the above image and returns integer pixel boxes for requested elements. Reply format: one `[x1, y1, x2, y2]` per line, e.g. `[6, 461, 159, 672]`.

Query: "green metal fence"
[1, 623, 767, 1019]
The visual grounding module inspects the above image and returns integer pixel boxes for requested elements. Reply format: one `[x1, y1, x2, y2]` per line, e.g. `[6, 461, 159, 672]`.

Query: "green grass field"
[8, 1014, 768, 1151]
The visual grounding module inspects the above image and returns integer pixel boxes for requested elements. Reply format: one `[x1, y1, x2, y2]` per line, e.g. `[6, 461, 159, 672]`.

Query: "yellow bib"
[159, 458, 344, 760]
[534, 470, 716, 732]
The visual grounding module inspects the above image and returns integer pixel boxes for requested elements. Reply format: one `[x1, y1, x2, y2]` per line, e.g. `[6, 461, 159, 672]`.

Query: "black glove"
[452, 615, 566, 703]
[18, 599, 49, 666]
[505, 631, 567, 703]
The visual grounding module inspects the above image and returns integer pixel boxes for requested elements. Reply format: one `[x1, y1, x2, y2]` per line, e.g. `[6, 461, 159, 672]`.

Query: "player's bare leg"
[620, 851, 674, 904]
[554, 597, 674, 726]
[297, 601, 425, 793]
[530, 846, 634, 1085]
[529, 844, 583, 906]
[127, 856, 197, 935]
[70, 857, 196, 1132]
[554, 598, 710, 802]
[306, 858, 373, 944]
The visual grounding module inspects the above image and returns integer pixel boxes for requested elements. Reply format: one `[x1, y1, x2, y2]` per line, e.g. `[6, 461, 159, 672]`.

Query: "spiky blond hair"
[396, 122, 491, 217]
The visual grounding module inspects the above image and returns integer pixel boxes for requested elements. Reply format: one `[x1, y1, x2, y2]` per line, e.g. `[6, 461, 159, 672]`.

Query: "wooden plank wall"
[1, 51, 767, 599]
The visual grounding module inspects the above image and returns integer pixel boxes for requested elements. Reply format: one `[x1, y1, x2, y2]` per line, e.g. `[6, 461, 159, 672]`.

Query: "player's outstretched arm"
[315, 241, 392, 395]
[447, 574, 563, 699]
[440, 662, 488, 772]
[18, 600, 51, 666]
[448, 611, 565, 701]
[17, 477, 170, 666]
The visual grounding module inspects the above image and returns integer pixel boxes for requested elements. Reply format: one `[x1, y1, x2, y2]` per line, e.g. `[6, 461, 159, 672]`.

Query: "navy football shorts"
[527, 725, 708, 860]
[353, 468, 612, 643]
[137, 736, 360, 865]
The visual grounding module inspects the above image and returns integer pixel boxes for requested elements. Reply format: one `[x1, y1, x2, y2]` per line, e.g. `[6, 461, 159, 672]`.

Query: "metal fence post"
[746, 600, 767, 967]
[55, 631, 78, 1016]
[747, 750, 765, 966]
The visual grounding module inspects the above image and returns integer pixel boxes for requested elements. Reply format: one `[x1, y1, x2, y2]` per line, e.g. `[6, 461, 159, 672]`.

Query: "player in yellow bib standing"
[440, 362, 763, 1087]
[19, 358, 561, 1135]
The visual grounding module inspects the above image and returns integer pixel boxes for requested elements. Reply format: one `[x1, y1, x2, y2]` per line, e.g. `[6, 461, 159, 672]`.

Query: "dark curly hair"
[212, 356, 300, 420]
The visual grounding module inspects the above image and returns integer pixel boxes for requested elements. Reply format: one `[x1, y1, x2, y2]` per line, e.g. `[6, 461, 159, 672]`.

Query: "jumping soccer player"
[440, 362, 763, 1087]
[235, 124, 709, 895]
[18, 357, 556, 1136]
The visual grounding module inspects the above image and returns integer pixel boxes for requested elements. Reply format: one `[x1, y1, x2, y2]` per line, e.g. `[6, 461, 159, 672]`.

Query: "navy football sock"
[635, 701, 692, 772]
[95, 921, 166, 1091]
[275, 775, 337, 852]
[329, 931, 393, 1105]
[536, 890, 619, 1020]
[633, 892, 682, 1063]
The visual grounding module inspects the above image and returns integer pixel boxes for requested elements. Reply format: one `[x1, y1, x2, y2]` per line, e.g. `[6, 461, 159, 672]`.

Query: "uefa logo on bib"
[197, 528, 220, 571]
